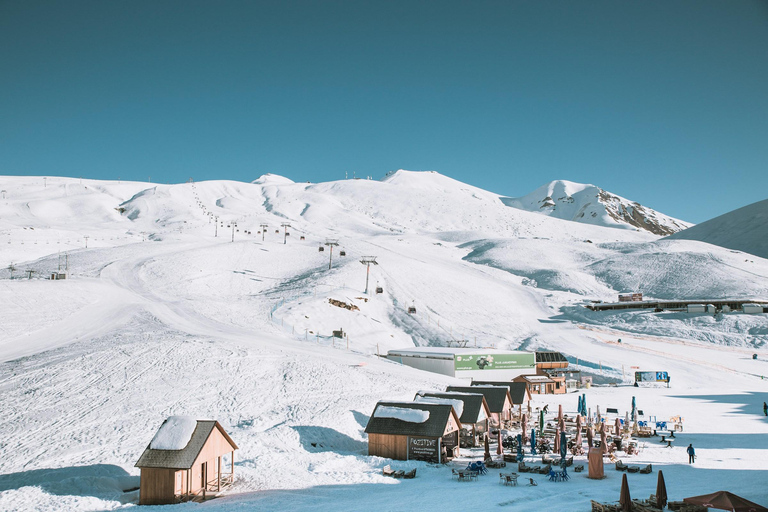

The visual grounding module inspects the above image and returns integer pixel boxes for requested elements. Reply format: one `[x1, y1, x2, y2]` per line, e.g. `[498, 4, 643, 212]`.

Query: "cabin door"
[175, 470, 183, 497]
[201, 462, 207, 490]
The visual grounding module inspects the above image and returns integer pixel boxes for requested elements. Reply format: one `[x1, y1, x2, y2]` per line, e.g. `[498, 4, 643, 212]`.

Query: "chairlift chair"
[340, 250, 346, 256]
[408, 306, 417, 314]
[275, 229, 280, 233]
[300, 236, 305, 240]
[376, 286, 383, 294]
[319, 246, 325, 252]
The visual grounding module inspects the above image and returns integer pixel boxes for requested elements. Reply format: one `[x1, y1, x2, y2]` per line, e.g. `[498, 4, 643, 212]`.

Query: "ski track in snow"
[1, 174, 768, 511]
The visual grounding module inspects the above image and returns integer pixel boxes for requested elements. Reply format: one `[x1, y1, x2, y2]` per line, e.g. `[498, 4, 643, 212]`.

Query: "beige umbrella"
[575, 415, 583, 447]
[586, 425, 594, 447]
[554, 426, 561, 453]
[615, 417, 621, 437]
[600, 421, 608, 454]
[522, 413, 528, 443]
[558, 403, 563, 424]
[655, 470, 668, 509]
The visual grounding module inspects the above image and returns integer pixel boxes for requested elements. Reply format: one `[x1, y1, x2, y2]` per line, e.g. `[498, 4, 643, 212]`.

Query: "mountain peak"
[503, 180, 691, 236]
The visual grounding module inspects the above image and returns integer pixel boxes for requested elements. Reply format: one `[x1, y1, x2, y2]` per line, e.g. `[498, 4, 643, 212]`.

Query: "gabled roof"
[416, 391, 490, 425]
[365, 401, 460, 438]
[446, 386, 511, 413]
[135, 420, 238, 469]
[472, 381, 531, 405]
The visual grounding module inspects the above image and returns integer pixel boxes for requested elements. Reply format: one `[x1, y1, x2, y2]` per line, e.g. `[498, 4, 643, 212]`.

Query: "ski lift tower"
[281, 223, 291, 244]
[324, 239, 339, 270]
[359, 256, 378, 294]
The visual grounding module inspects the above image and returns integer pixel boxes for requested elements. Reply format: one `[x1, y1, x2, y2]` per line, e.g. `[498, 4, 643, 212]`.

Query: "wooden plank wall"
[368, 433, 408, 460]
[139, 468, 176, 505]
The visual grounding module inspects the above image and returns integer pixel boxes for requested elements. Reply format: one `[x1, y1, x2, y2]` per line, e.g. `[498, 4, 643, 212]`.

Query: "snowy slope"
[1, 172, 768, 511]
[503, 180, 692, 235]
[666, 197, 768, 259]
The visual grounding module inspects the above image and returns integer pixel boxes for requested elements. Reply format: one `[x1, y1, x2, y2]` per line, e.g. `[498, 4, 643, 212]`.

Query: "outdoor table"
[665, 439, 673, 448]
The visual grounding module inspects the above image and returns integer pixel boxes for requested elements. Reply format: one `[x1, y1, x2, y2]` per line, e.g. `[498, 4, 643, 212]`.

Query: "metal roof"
[135, 420, 238, 469]
[446, 385, 510, 413]
[416, 391, 489, 425]
[364, 401, 458, 438]
[471, 381, 530, 405]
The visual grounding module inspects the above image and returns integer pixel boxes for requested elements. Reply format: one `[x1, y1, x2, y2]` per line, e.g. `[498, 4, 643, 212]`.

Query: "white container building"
[386, 347, 536, 381]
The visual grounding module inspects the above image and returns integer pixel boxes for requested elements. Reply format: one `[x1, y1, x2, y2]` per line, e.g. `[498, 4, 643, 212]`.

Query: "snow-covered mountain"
[502, 180, 692, 236]
[666, 197, 768, 259]
[1, 172, 768, 511]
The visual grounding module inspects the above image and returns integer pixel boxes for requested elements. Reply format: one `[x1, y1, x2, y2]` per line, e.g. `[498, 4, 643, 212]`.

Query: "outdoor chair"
[538, 464, 551, 475]
[639, 464, 652, 474]
[564, 456, 574, 466]
[517, 461, 529, 473]
[615, 460, 628, 471]
[404, 469, 417, 479]
[383, 465, 395, 477]
[527, 477, 538, 486]
[499, 472, 518, 486]
[627, 465, 640, 473]
[573, 464, 584, 472]
[393, 470, 405, 478]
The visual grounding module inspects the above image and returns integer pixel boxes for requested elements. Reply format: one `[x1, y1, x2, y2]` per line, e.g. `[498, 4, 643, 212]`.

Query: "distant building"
[386, 347, 536, 380]
[365, 401, 462, 463]
[135, 418, 238, 505]
[446, 385, 513, 427]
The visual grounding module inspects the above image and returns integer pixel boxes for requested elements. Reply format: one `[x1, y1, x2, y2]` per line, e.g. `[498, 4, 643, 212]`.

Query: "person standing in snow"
[763, 402, 767, 416]
[687, 443, 695, 463]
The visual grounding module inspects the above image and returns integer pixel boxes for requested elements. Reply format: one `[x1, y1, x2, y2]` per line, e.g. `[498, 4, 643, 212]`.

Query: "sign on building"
[454, 353, 536, 372]
[634, 371, 669, 383]
[408, 437, 438, 461]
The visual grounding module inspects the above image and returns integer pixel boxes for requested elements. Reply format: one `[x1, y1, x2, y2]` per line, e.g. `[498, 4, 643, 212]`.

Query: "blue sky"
[1, 1, 766, 223]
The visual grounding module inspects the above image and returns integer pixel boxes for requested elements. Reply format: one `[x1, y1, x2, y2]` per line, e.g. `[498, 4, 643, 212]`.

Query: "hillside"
[1, 172, 767, 511]
[502, 180, 692, 236]
[666, 197, 768, 259]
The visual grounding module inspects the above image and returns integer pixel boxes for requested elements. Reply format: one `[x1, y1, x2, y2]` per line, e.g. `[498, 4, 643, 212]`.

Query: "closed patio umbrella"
[600, 422, 608, 454]
[539, 409, 544, 432]
[554, 426, 560, 453]
[560, 431, 567, 462]
[615, 417, 621, 437]
[522, 413, 528, 442]
[575, 414, 583, 448]
[683, 491, 768, 512]
[582, 394, 587, 417]
[587, 425, 594, 447]
[484, 435, 491, 460]
[578, 395, 582, 415]
[655, 470, 668, 509]
[631, 396, 637, 422]
[516, 434, 523, 460]
[597, 405, 601, 424]
[620, 473, 632, 512]
[497, 428, 502, 455]
[531, 429, 537, 455]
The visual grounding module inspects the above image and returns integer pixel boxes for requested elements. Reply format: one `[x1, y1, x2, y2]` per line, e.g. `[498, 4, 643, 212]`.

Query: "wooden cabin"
[446, 385, 513, 428]
[415, 391, 491, 447]
[471, 381, 532, 417]
[514, 374, 559, 394]
[135, 418, 238, 505]
[365, 401, 461, 463]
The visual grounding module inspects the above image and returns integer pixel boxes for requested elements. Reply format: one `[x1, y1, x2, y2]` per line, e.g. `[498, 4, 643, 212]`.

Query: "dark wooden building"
[446, 385, 513, 427]
[415, 391, 491, 447]
[365, 401, 461, 463]
[470, 381, 531, 416]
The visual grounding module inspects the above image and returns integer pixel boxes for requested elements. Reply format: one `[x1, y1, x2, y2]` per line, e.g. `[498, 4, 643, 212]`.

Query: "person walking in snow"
[763, 402, 767, 416]
[687, 443, 695, 464]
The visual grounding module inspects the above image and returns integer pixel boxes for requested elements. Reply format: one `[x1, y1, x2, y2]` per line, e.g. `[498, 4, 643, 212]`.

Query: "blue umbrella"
[560, 431, 567, 463]
[631, 396, 637, 422]
[577, 395, 583, 415]
[582, 394, 587, 417]
[531, 428, 537, 455]
[516, 434, 523, 459]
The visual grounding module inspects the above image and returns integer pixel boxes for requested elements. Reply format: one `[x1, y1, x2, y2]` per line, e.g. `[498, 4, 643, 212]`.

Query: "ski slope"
[1, 173, 767, 511]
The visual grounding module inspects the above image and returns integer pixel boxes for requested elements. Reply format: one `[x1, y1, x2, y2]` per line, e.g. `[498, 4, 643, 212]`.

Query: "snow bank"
[414, 396, 464, 417]
[149, 416, 197, 450]
[373, 406, 429, 423]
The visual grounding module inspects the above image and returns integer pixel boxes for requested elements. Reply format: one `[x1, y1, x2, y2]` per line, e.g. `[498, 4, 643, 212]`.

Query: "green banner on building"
[454, 353, 535, 372]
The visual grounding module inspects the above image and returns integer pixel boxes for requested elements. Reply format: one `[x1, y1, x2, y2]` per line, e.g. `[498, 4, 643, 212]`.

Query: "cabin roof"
[364, 401, 458, 438]
[416, 391, 489, 425]
[446, 385, 510, 413]
[471, 381, 531, 405]
[135, 420, 238, 469]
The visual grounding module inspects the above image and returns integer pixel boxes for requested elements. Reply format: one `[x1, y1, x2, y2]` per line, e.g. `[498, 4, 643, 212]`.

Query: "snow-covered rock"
[502, 180, 692, 235]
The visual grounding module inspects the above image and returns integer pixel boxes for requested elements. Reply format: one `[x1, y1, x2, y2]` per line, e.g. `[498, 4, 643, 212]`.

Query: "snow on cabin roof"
[135, 419, 238, 470]
[414, 396, 464, 418]
[446, 386, 510, 413]
[416, 392, 487, 424]
[150, 416, 197, 450]
[374, 406, 430, 423]
[365, 401, 458, 438]
[471, 381, 530, 405]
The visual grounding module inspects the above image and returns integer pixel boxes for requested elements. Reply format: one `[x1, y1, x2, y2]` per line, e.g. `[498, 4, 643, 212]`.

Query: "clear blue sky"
[1, 1, 767, 223]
